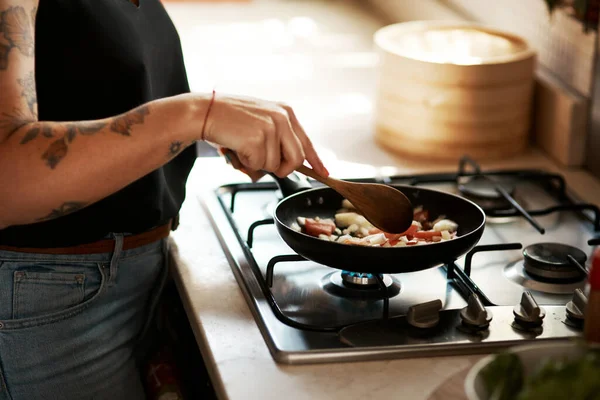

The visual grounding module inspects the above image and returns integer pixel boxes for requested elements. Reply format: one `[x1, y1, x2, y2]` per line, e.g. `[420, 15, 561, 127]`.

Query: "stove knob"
[460, 293, 493, 330]
[566, 288, 587, 322]
[407, 299, 442, 329]
[513, 291, 546, 329]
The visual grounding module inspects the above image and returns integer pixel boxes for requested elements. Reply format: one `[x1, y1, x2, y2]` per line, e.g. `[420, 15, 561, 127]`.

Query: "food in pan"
[291, 199, 458, 247]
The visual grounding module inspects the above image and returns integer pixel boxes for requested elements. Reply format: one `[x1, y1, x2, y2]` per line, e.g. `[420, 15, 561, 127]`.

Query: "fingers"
[209, 95, 328, 180]
[263, 120, 281, 173]
[220, 148, 266, 182]
[271, 111, 304, 178]
[280, 104, 329, 177]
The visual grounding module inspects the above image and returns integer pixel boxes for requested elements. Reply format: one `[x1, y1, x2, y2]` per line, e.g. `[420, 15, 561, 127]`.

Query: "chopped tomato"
[371, 223, 418, 241]
[304, 219, 335, 237]
[399, 223, 418, 236]
[383, 232, 402, 241]
[413, 230, 442, 240]
[388, 238, 400, 246]
[305, 218, 335, 228]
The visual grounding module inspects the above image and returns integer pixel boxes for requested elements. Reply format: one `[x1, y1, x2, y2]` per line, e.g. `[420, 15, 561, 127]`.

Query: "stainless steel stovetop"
[200, 158, 600, 364]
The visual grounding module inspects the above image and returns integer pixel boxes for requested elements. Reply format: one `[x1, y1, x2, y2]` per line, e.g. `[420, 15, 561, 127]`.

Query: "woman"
[0, 0, 328, 398]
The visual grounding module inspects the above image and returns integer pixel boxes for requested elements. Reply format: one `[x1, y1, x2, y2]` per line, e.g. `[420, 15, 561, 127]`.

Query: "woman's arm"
[0, 0, 327, 230]
[0, 0, 208, 229]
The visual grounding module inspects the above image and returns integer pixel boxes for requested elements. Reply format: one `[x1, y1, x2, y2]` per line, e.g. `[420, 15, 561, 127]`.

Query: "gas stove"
[200, 157, 600, 364]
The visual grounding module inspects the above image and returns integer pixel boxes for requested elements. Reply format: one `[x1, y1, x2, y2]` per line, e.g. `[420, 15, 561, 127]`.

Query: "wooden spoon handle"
[296, 165, 336, 186]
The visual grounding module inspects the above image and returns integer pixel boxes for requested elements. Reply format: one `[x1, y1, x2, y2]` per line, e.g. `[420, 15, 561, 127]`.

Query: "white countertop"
[163, 1, 600, 398]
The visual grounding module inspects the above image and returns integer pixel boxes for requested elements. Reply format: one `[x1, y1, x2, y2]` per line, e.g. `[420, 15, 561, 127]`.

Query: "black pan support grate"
[216, 158, 600, 332]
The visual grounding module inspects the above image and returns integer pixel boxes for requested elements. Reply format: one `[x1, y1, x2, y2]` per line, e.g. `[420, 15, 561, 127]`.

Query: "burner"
[341, 271, 380, 286]
[458, 176, 517, 210]
[523, 243, 587, 281]
[504, 261, 584, 295]
[322, 271, 401, 299]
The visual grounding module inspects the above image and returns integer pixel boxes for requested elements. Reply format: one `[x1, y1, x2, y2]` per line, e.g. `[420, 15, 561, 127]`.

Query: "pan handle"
[266, 172, 313, 197]
[220, 147, 312, 196]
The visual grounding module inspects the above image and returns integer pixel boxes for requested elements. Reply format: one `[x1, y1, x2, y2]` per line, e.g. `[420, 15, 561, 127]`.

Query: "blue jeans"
[0, 235, 169, 400]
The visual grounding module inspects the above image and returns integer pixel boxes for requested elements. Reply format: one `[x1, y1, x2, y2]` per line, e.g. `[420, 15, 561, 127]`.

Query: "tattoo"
[42, 137, 68, 169]
[41, 125, 53, 138]
[20, 126, 39, 144]
[13, 106, 145, 169]
[31, 7, 36, 30]
[65, 124, 76, 143]
[37, 201, 86, 222]
[17, 71, 37, 115]
[0, 43, 9, 70]
[0, 6, 35, 70]
[169, 140, 183, 156]
[0, 108, 34, 136]
[14, 120, 108, 167]
[78, 121, 108, 135]
[110, 105, 150, 136]
[19, 124, 53, 144]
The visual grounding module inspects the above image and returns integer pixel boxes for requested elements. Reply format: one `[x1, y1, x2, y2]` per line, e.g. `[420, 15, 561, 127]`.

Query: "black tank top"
[0, 0, 196, 247]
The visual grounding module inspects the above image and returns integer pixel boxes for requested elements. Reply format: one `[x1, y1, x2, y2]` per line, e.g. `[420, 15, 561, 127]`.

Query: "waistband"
[0, 217, 177, 255]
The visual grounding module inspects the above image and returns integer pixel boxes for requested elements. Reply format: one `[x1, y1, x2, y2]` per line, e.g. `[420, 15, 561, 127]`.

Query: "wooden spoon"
[219, 148, 414, 233]
[296, 165, 414, 234]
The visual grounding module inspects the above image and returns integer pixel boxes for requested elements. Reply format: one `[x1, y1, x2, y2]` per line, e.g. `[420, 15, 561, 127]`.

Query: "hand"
[201, 93, 329, 179]
[218, 147, 267, 182]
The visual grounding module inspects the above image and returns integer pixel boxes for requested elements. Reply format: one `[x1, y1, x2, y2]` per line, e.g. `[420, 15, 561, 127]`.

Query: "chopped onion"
[433, 219, 458, 232]
[364, 233, 386, 245]
[337, 234, 352, 243]
[342, 199, 355, 209]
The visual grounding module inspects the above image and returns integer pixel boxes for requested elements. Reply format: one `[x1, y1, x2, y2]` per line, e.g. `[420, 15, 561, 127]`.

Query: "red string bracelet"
[200, 89, 216, 141]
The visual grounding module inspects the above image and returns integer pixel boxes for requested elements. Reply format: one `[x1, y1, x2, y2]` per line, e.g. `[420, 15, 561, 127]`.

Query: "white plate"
[464, 340, 588, 400]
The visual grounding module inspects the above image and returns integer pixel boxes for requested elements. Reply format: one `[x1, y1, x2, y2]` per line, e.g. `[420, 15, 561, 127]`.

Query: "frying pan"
[271, 175, 486, 274]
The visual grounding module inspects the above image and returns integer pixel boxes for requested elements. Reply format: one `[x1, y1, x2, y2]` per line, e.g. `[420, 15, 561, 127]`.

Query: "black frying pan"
[271, 175, 486, 274]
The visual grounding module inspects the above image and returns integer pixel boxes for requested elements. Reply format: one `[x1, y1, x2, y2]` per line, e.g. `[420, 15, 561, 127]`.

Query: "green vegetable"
[481, 347, 600, 400]
[517, 350, 600, 400]
[481, 352, 523, 400]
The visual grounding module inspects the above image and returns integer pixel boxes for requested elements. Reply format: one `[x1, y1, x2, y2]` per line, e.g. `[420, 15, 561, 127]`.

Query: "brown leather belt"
[0, 217, 178, 255]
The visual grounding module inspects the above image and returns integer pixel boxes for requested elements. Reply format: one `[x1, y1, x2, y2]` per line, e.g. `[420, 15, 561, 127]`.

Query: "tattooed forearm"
[17, 70, 37, 115]
[11, 105, 147, 170]
[36, 201, 87, 222]
[16, 120, 109, 168]
[110, 105, 150, 136]
[0, 6, 35, 70]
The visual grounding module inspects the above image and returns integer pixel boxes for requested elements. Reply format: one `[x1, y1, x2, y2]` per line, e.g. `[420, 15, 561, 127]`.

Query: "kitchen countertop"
[164, 1, 600, 398]
[170, 151, 600, 400]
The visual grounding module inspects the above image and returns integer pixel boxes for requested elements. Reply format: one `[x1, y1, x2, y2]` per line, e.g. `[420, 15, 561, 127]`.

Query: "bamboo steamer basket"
[373, 21, 536, 161]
